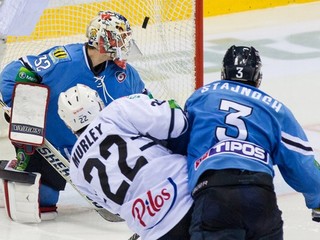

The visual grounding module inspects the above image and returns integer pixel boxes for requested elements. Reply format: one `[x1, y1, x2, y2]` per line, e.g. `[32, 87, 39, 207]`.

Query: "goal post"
[0, 0, 203, 105]
[195, 0, 204, 90]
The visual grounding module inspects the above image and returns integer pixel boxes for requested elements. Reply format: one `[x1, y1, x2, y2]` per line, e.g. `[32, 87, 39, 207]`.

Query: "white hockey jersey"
[70, 94, 193, 240]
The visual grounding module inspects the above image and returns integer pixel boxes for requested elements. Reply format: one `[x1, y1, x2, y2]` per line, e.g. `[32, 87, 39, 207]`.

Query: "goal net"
[0, 0, 203, 103]
[0, 0, 203, 140]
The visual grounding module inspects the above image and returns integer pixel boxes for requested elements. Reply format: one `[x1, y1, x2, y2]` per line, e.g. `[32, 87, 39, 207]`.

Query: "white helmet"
[58, 84, 105, 133]
[86, 10, 132, 67]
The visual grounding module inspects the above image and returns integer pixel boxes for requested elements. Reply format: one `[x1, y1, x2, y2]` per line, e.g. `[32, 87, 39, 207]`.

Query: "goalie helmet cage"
[0, 0, 203, 106]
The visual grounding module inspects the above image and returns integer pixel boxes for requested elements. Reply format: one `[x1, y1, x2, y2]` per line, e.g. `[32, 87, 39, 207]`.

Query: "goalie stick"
[37, 139, 126, 221]
[0, 98, 140, 240]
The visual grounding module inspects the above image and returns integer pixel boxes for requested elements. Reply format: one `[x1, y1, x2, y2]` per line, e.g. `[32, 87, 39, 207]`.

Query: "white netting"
[0, 0, 200, 139]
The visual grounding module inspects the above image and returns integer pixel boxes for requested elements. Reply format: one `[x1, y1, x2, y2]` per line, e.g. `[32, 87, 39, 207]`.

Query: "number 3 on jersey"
[216, 99, 253, 140]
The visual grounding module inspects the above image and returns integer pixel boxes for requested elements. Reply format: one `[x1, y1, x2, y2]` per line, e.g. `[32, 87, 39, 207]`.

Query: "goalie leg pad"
[0, 183, 4, 208]
[2, 173, 42, 223]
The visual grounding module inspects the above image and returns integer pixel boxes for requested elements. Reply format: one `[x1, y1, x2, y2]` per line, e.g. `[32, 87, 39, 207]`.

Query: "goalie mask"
[221, 45, 262, 88]
[58, 84, 105, 134]
[86, 10, 132, 68]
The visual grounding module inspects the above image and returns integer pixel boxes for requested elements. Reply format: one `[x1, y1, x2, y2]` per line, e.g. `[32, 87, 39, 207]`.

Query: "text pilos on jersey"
[202, 82, 282, 112]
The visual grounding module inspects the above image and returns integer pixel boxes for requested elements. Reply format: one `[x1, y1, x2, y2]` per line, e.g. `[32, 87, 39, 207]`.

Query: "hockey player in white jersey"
[58, 84, 193, 240]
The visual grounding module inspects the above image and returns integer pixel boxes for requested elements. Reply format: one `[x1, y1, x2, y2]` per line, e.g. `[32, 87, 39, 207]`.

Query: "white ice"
[1, 2, 320, 239]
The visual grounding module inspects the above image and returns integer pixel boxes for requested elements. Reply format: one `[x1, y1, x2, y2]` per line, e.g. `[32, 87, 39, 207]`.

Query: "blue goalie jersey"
[0, 43, 146, 155]
[185, 80, 320, 209]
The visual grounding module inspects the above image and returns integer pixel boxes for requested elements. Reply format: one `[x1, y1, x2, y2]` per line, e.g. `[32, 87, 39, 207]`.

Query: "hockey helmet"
[58, 84, 105, 133]
[86, 11, 132, 59]
[221, 45, 262, 87]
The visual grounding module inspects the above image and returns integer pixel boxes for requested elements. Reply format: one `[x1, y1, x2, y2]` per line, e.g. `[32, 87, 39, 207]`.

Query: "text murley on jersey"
[202, 82, 282, 113]
[72, 123, 103, 167]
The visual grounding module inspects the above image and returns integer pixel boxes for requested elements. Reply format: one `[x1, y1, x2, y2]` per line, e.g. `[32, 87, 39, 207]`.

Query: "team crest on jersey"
[131, 178, 177, 229]
[115, 71, 127, 83]
[48, 47, 71, 63]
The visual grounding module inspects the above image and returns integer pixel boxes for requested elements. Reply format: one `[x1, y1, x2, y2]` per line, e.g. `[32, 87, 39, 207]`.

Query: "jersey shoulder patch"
[48, 46, 71, 64]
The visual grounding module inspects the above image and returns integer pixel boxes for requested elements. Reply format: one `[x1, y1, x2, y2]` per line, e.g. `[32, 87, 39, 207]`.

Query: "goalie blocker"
[0, 83, 57, 223]
[9, 82, 49, 153]
[0, 160, 57, 223]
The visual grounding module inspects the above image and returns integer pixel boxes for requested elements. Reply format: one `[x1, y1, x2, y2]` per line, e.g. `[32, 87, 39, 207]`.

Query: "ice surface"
[1, 2, 320, 239]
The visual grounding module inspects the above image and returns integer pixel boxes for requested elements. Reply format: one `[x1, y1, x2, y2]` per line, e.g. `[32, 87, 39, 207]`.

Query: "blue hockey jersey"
[0, 43, 146, 155]
[185, 80, 320, 209]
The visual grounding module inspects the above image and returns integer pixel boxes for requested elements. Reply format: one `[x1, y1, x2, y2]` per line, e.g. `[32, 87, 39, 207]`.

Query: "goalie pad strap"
[0, 160, 37, 184]
[2, 172, 42, 223]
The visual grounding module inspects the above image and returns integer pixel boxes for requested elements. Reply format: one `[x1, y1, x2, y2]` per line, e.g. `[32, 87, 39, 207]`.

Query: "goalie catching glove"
[0, 160, 57, 223]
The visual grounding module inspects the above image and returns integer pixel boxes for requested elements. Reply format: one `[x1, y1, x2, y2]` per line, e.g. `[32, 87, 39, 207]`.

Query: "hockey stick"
[37, 139, 126, 222]
[128, 233, 140, 240]
[1, 98, 140, 239]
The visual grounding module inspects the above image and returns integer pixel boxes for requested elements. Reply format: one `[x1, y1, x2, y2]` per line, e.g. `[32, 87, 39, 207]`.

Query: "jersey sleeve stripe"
[281, 132, 314, 154]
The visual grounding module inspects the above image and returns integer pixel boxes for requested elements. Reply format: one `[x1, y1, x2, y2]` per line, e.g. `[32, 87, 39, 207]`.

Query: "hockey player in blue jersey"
[0, 11, 149, 222]
[185, 45, 320, 239]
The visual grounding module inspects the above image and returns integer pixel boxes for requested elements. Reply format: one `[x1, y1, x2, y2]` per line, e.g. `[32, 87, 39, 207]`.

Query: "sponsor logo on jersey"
[18, 71, 26, 79]
[115, 71, 127, 83]
[16, 67, 38, 83]
[194, 139, 269, 170]
[18, 72, 37, 82]
[131, 178, 177, 228]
